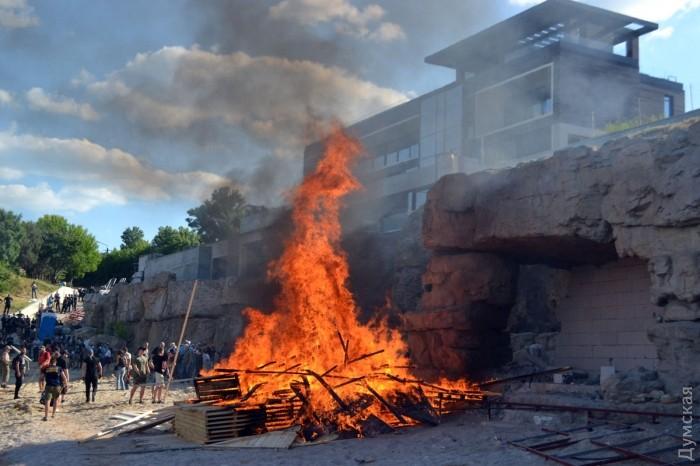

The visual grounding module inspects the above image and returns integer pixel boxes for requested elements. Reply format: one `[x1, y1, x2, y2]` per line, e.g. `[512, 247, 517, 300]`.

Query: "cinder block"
[617, 331, 651, 346]
[592, 345, 622, 359]
[598, 332, 618, 345]
[555, 345, 593, 358]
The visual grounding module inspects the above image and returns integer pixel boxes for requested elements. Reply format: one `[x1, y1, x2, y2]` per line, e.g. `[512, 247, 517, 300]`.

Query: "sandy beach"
[0, 369, 553, 466]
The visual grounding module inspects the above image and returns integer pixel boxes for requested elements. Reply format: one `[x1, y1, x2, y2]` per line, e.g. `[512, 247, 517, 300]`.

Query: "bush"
[110, 321, 131, 342]
[0, 262, 20, 295]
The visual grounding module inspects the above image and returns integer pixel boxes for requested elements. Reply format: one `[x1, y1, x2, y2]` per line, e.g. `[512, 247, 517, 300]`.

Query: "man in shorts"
[42, 354, 67, 421]
[37, 345, 50, 391]
[128, 347, 150, 404]
[150, 346, 167, 403]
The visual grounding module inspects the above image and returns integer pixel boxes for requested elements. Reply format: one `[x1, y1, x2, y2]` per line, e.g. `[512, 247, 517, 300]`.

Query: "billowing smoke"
[80, 1, 503, 206]
[171, 0, 502, 204]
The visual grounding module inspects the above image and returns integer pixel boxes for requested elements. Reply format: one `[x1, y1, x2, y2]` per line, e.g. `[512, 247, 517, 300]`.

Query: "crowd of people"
[0, 278, 230, 423]
[2, 334, 224, 421]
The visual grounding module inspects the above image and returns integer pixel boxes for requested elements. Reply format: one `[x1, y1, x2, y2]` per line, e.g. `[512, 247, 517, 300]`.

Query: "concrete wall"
[553, 258, 659, 372]
[141, 246, 212, 281]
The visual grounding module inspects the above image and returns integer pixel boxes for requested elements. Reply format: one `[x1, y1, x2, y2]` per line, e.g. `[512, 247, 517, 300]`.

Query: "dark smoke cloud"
[190, 0, 505, 90]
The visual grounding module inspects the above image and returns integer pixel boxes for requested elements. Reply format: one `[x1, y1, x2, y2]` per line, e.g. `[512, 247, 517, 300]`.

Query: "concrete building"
[304, 0, 685, 232]
[136, 207, 288, 282]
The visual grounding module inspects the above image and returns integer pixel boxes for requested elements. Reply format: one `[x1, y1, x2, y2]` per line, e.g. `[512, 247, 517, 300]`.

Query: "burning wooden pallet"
[193, 374, 242, 402]
[173, 403, 265, 444]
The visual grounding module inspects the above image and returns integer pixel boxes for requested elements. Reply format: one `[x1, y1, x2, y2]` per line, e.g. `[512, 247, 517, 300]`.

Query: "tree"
[0, 209, 24, 267]
[151, 226, 200, 255]
[64, 224, 101, 280]
[18, 221, 43, 277]
[78, 241, 149, 286]
[186, 186, 249, 243]
[35, 215, 100, 281]
[120, 226, 148, 250]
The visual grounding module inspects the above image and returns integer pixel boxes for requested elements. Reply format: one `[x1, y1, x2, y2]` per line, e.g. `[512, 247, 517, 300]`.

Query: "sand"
[0, 371, 550, 466]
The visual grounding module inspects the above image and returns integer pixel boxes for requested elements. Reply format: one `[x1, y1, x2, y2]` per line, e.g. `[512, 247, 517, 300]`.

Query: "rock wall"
[404, 253, 515, 378]
[418, 116, 700, 390]
[84, 272, 273, 351]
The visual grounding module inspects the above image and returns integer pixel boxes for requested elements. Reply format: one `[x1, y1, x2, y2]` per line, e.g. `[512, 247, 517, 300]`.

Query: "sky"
[0, 0, 698, 250]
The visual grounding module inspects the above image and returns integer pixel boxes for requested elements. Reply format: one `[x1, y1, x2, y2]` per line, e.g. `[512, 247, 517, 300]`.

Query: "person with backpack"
[42, 354, 67, 421]
[82, 349, 102, 403]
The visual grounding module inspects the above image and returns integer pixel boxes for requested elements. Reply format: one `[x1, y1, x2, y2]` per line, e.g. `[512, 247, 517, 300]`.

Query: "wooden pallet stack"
[173, 404, 266, 444]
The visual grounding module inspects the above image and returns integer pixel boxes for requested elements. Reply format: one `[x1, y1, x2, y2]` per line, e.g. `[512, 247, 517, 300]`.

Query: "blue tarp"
[38, 312, 57, 341]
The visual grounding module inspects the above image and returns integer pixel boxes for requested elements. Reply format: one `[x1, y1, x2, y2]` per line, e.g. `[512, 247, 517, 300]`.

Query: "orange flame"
[212, 128, 474, 432]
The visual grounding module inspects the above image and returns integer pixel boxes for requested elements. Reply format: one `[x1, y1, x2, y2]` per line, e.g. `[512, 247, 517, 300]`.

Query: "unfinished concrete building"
[304, 0, 685, 233]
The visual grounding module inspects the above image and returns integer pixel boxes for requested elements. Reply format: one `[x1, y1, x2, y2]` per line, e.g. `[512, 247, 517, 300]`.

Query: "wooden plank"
[80, 410, 155, 443]
[210, 427, 299, 449]
[118, 414, 175, 435]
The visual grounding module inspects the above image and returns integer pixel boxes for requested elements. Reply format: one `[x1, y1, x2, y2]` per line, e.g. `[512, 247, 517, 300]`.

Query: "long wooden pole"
[163, 279, 198, 403]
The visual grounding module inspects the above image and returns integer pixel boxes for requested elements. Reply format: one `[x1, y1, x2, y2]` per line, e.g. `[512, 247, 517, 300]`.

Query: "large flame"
[212, 128, 472, 432]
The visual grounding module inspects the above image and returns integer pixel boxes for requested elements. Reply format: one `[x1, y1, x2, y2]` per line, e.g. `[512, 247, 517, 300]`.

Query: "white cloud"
[0, 89, 11, 105]
[0, 167, 22, 180]
[0, 0, 38, 28]
[509, 0, 700, 22]
[0, 183, 127, 214]
[89, 46, 408, 151]
[0, 129, 231, 207]
[26, 87, 101, 121]
[269, 0, 405, 42]
[71, 69, 96, 87]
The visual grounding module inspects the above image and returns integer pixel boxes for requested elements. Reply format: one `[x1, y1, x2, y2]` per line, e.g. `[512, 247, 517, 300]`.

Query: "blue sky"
[0, 0, 698, 250]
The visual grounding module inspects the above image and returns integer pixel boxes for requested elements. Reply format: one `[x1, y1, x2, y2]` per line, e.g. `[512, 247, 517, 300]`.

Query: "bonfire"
[204, 128, 482, 439]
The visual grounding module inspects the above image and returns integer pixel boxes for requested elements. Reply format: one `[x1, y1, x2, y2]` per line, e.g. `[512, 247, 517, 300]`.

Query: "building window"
[664, 95, 674, 118]
[407, 190, 429, 212]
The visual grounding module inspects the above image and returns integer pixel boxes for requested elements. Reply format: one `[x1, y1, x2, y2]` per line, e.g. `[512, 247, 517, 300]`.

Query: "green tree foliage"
[151, 226, 200, 255]
[34, 215, 101, 281]
[79, 241, 150, 286]
[0, 209, 24, 266]
[120, 226, 148, 250]
[0, 261, 20, 294]
[18, 221, 43, 277]
[186, 186, 249, 243]
[605, 114, 663, 133]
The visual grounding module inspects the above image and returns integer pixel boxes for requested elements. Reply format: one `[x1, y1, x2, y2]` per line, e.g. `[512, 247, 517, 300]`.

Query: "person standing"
[54, 292, 60, 312]
[37, 345, 50, 391]
[1, 345, 10, 388]
[150, 347, 167, 403]
[12, 346, 27, 399]
[128, 347, 149, 404]
[3, 294, 12, 316]
[57, 350, 70, 403]
[31, 282, 38, 300]
[114, 350, 126, 390]
[122, 346, 132, 390]
[82, 349, 102, 403]
[42, 355, 67, 421]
